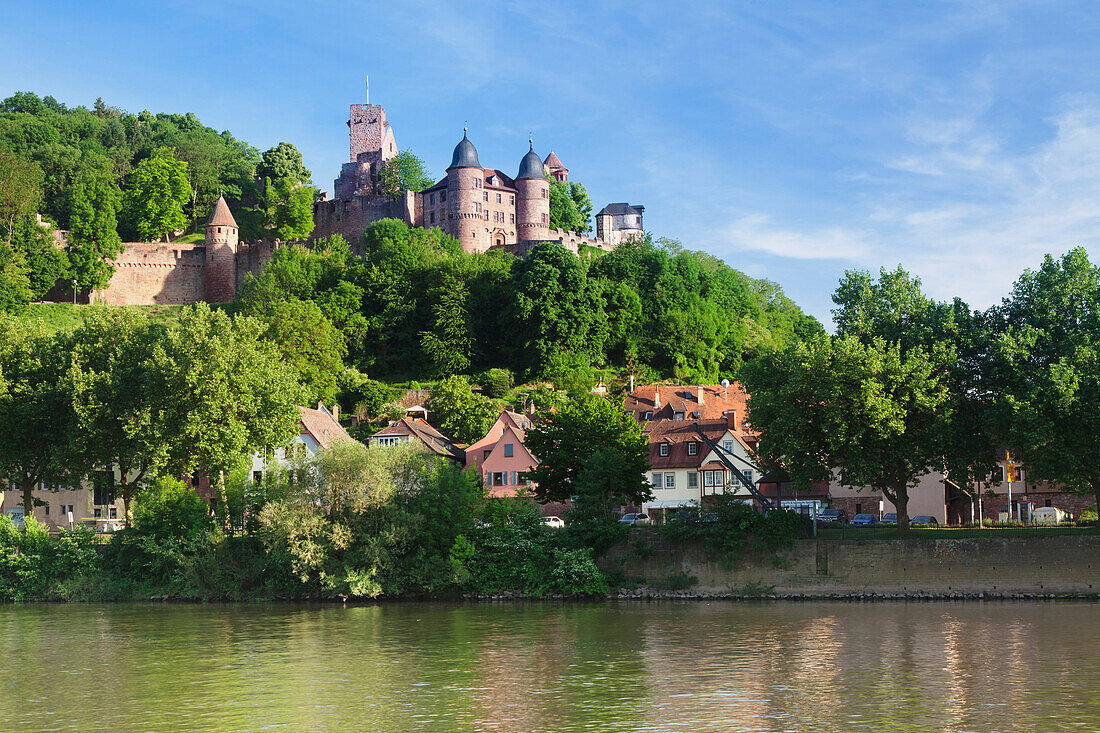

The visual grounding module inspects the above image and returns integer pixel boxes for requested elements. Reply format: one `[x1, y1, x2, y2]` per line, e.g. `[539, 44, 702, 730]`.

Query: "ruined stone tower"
[204, 196, 239, 303]
[515, 143, 550, 242]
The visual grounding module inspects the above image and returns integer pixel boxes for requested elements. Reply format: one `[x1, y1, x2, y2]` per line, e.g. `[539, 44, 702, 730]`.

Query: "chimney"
[332, 403, 339, 421]
[697, 386, 704, 406]
[654, 385, 661, 409]
[726, 409, 736, 430]
[629, 374, 635, 393]
[317, 400, 324, 411]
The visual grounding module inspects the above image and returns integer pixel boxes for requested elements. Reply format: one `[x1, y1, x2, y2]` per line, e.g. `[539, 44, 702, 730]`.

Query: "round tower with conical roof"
[445, 130, 485, 253]
[516, 142, 550, 242]
[204, 196, 239, 303]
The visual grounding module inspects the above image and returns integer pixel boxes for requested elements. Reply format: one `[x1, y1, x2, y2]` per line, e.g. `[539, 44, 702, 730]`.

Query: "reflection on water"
[1, 601, 1097, 732]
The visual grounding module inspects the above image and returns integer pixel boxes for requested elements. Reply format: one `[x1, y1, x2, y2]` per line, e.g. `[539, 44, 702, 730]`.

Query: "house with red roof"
[367, 417, 465, 465]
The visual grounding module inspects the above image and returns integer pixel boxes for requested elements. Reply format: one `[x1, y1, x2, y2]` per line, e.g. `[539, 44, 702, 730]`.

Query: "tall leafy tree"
[524, 394, 652, 521]
[264, 176, 314, 241]
[569, 181, 593, 234]
[257, 142, 311, 186]
[419, 274, 472, 378]
[379, 151, 433, 200]
[244, 297, 347, 404]
[991, 247, 1100, 514]
[9, 216, 68, 300]
[67, 309, 165, 519]
[68, 165, 123, 290]
[123, 147, 190, 242]
[547, 179, 585, 233]
[0, 316, 73, 515]
[150, 304, 306, 524]
[427, 375, 498, 444]
[0, 240, 32, 312]
[0, 146, 43, 245]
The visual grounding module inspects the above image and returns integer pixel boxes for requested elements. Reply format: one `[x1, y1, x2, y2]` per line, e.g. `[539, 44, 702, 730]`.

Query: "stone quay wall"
[603, 534, 1100, 597]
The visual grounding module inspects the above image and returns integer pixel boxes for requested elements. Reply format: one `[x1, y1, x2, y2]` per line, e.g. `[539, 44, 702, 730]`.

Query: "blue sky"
[4, 0, 1100, 324]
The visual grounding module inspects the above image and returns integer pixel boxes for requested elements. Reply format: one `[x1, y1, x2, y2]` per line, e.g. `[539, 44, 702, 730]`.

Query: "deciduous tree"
[68, 165, 123, 290]
[379, 150, 434, 200]
[123, 147, 189, 242]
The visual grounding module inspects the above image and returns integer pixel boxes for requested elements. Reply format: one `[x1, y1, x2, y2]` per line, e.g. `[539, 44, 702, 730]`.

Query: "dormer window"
[687, 442, 697, 456]
[674, 412, 685, 421]
[644, 411, 653, 421]
[659, 443, 669, 457]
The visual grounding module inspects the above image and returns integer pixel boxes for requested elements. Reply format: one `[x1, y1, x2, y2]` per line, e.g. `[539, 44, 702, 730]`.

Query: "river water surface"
[1, 601, 1097, 732]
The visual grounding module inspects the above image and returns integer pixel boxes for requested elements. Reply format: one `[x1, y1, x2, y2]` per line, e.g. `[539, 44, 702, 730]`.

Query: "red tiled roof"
[206, 196, 238, 228]
[625, 383, 752, 429]
[643, 419, 731, 470]
[543, 151, 565, 169]
[298, 405, 352, 449]
[373, 417, 465, 462]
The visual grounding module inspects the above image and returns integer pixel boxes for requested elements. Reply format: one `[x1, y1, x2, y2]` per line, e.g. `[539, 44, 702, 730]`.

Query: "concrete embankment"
[601, 534, 1100, 598]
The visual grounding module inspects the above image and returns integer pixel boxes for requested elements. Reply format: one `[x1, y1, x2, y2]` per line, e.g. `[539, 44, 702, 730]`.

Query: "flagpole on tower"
[365, 75, 370, 105]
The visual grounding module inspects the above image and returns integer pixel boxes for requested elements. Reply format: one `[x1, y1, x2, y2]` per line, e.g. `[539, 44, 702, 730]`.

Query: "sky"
[4, 0, 1100, 325]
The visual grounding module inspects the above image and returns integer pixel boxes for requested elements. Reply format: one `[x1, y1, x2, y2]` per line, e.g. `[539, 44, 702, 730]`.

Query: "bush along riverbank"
[0, 447, 815, 603]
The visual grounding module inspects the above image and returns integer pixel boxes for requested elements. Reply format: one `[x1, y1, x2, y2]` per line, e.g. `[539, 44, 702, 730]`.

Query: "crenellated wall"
[95, 243, 208, 305]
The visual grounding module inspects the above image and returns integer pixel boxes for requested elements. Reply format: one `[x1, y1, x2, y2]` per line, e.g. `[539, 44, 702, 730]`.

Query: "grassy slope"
[19, 303, 187, 332]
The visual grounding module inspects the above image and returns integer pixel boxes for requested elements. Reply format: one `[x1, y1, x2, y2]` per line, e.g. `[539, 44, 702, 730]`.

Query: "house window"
[688, 472, 698, 488]
[687, 442, 697, 456]
[659, 443, 669, 457]
[191, 472, 200, 487]
[476, 202, 481, 213]
[495, 193, 501, 203]
[675, 412, 685, 421]
[109, 507, 118, 519]
[93, 470, 114, 506]
[493, 472, 504, 485]
[93, 508, 102, 518]
[483, 450, 492, 460]
[723, 441, 733, 454]
[856, 503, 863, 515]
[430, 212, 435, 224]
[430, 193, 435, 204]
[504, 444, 514, 457]
[652, 472, 662, 488]
[665, 474, 675, 489]
[43, 504, 49, 516]
[644, 411, 652, 421]
[704, 470, 720, 487]
[742, 469, 753, 485]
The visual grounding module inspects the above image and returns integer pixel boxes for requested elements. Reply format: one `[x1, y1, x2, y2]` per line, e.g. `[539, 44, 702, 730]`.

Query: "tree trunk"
[219, 470, 230, 533]
[894, 486, 910, 534]
[1092, 478, 1100, 523]
[21, 476, 35, 517]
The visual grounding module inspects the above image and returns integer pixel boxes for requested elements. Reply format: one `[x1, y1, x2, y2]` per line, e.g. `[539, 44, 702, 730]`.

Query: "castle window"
[430, 212, 435, 224]
[541, 189, 547, 199]
[476, 202, 481, 213]
[510, 195, 515, 204]
[496, 193, 502, 203]
[474, 177, 481, 188]
[441, 191, 446, 202]
[541, 213, 547, 224]
[510, 213, 515, 224]
[217, 227, 222, 233]
[483, 191, 488, 202]
[430, 193, 435, 204]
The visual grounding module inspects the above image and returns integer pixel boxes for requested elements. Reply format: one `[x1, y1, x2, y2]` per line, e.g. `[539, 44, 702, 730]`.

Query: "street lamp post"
[72, 279, 77, 306]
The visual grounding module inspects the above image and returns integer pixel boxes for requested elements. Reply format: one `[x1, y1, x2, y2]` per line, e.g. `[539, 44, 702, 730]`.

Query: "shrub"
[478, 368, 513, 399]
[548, 548, 607, 596]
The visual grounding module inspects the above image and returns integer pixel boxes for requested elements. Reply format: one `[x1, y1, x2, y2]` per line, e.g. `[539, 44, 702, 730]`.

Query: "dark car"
[881, 513, 898, 525]
[911, 515, 939, 526]
[818, 509, 849, 524]
[850, 513, 877, 525]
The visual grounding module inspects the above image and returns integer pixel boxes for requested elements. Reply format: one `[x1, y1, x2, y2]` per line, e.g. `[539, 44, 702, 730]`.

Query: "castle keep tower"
[446, 131, 486, 252]
[204, 196, 239, 303]
[515, 143, 550, 242]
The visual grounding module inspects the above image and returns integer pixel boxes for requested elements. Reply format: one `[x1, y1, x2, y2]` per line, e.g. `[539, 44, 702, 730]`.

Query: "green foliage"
[122, 147, 190, 241]
[477, 368, 513, 399]
[258, 142, 312, 186]
[131, 475, 215, 542]
[990, 248, 1100, 514]
[0, 514, 99, 601]
[68, 165, 122, 289]
[428, 375, 498, 444]
[525, 394, 652, 519]
[0, 146, 42, 242]
[661, 498, 811, 562]
[243, 297, 346, 404]
[379, 150, 434, 199]
[9, 216, 68, 299]
[0, 236, 32, 312]
[264, 176, 314, 241]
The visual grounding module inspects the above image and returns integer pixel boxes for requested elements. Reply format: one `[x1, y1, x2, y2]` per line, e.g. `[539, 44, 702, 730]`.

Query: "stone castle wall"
[312, 194, 412, 250]
[95, 243, 208, 306]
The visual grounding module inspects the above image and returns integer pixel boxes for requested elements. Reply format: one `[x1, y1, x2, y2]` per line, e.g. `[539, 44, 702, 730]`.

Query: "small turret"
[515, 141, 550, 242]
[204, 196, 239, 303]
[446, 130, 485, 252]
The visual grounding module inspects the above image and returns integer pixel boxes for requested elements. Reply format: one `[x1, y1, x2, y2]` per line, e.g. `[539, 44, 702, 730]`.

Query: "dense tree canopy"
[121, 147, 190, 242]
[379, 150, 434, 200]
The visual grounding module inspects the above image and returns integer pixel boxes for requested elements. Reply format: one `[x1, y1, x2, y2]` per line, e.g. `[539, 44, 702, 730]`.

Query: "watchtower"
[204, 196, 239, 303]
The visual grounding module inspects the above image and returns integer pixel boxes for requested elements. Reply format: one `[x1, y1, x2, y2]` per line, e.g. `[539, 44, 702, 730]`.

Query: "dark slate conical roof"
[517, 143, 544, 180]
[449, 131, 481, 169]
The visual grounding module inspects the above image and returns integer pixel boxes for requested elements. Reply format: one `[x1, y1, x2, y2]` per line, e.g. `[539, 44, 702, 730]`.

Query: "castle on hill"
[312, 99, 644, 255]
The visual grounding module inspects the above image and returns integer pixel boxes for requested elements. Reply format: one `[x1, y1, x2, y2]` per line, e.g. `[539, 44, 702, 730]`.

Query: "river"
[1, 601, 1097, 732]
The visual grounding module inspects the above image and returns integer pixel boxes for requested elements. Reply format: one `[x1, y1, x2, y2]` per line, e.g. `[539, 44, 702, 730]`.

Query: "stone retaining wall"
[602, 533, 1100, 596]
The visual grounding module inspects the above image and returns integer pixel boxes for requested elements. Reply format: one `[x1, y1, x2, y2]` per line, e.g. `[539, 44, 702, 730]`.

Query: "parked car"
[911, 515, 938, 526]
[540, 516, 565, 529]
[618, 513, 651, 525]
[850, 513, 877, 525]
[818, 509, 849, 524]
[880, 513, 897, 525]
[95, 519, 126, 533]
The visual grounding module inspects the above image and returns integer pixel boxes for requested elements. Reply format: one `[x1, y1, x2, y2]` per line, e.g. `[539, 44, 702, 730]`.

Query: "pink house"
[466, 410, 539, 497]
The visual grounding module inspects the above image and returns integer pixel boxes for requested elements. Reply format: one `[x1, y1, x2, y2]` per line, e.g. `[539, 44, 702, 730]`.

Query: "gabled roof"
[373, 417, 465, 462]
[298, 404, 352, 449]
[643, 419, 732, 470]
[207, 196, 238, 228]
